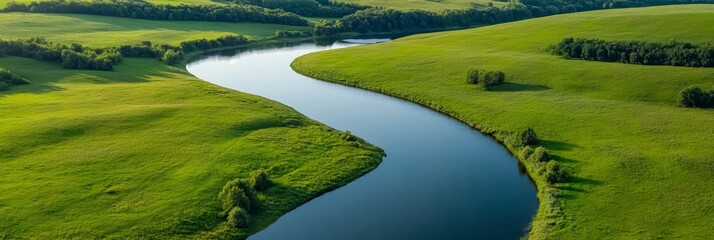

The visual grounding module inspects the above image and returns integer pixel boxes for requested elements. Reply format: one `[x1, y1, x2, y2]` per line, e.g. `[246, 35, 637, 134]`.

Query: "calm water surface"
[186, 40, 538, 240]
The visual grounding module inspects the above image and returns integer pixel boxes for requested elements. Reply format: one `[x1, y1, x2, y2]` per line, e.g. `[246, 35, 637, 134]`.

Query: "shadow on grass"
[540, 139, 578, 151]
[490, 82, 550, 92]
[569, 176, 604, 186]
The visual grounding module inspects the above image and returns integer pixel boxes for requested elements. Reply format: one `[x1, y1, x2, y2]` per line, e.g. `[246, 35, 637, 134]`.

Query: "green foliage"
[466, 68, 505, 89]
[0, 68, 29, 91]
[160, 49, 183, 65]
[518, 128, 538, 146]
[550, 37, 714, 67]
[544, 160, 568, 184]
[528, 146, 549, 163]
[227, 207, 251, 228]
[678, 86, 713, 108]
[219, 179, 257, 214]
[179, 35, 249, 52]
[250, 170, 272, 191]
[0, 37, 121, 71]
[518, 146, 535, 160]
[466, 68, 479, 84]
[275, 30, 311, 38]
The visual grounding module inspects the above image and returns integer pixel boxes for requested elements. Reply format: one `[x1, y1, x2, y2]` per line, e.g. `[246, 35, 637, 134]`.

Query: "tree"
[678, 86, 708, 108]
[161, 50, 182, 65]
[466, 68, 480, 84]
[250, 170, 271, 191]
[518, 128, 538, 145]
[545, 160, 568, 184]
[528, 146, 549, 163]
[227, 207, 250, 228]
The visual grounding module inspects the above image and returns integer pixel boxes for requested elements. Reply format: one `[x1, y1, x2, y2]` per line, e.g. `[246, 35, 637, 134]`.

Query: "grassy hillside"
[0, 12, 382, 239]
[0, 13, 308, 47]
[293, 5, 714, 239]
[337, 0, 500, 10]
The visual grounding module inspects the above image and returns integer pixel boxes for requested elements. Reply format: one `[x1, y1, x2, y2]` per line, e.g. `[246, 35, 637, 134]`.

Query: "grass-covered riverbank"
[0, 13, 382, 239]
[292, 5, 714, 239]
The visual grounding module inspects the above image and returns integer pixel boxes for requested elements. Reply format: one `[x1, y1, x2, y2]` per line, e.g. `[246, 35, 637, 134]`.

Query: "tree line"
[0, 37, 122, 71]
[3, 0, 308, 26]
[0, 68, 29, 91]
[313, 0, 714, 35]
[549, 38, 714, 67]
[0, 35, 250, 71]
[233, 0, 367, 18]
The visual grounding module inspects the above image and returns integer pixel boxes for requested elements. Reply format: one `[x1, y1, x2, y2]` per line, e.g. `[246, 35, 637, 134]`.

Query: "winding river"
[186, 39, 538, 239]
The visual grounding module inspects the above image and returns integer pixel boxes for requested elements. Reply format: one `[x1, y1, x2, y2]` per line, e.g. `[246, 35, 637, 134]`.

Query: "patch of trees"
[0, 37, 121, 71]
[313, 0, 714, 35]
[218, 170, 272, 228]
[518, 142, 568, 184]
[179, 35, 250, 52]
[234, 0, 367, 18]
[3, 0, 308, 26]
[466, 68, 505, 90]
[0, 68, 29, 91]
[275, 30, 312, 38]
[678, 86, 714, 108]
[549, 38, 714, 67]
[0, 35, 250, 71]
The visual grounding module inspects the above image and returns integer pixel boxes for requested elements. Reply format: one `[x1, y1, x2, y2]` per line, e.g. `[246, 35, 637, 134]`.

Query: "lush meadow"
[293, 5, 714, 239]
[0, 12, 381, 239]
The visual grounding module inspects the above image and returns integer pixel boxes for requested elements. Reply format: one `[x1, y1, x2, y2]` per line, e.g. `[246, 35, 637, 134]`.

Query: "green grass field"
[293, 5, 714, 239]
[0, 13, 308, 47]
[337, 0, 501, 11]
[0, 13, 382, 239]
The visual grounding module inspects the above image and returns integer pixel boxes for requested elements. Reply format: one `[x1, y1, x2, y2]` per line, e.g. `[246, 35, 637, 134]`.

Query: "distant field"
[0, 13, 308, 47]
[336, 0, 501, 11]
[0, 11, 380, 239]
[293, 5, 714, 239]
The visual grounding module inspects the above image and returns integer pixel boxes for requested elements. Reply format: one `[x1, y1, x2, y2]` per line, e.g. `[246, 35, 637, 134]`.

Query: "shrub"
[518, 146, 534, 160]
[218, 179, 257, 214]
[528, 146, 549, 163]
[466, 68, 505, 89]
[518, 128, 538, 146]
[0, 68, 29, 91]
[227, 207, 250, 228]
[250, 170, 272, 191]
[545, 160, 568, 184]
[678, 86, 713, 108]
[161, 49, 183, 65]
[481, 70, 505, 86]
[466, 68, 480, 84]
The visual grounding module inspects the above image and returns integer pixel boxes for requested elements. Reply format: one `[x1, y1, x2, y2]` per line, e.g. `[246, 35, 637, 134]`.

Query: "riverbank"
[291, 5, 714, 239]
